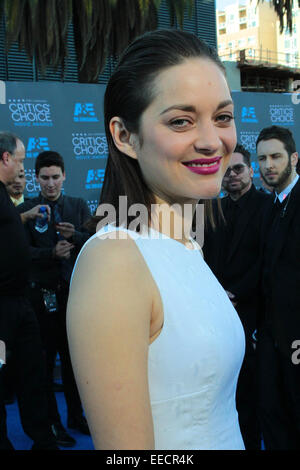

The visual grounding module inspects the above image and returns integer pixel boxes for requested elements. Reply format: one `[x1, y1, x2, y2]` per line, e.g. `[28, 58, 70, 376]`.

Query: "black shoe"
[3, 394, 15, 405]
[67, 415, 90, 435]
[51, 423, 76, 447]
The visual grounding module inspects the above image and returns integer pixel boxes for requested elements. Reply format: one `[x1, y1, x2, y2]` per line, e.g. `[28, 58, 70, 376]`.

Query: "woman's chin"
[195, 181, 222, 200]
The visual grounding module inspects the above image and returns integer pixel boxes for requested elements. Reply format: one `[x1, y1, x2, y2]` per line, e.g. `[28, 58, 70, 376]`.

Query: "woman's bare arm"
[67, 236, 155, 449]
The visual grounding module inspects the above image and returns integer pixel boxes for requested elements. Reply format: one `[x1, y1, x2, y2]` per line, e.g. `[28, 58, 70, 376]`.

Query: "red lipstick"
[182, 156, 222, 175]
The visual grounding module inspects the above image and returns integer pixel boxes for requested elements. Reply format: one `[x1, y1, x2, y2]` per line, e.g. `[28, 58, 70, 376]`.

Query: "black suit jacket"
[18, 194, 91, 288]
[261, 177, 300, 357]
[203, 185, 272, 336]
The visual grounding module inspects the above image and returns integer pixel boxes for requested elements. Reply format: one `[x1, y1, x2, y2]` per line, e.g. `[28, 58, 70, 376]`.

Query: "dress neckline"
[148, 227, 202, 252]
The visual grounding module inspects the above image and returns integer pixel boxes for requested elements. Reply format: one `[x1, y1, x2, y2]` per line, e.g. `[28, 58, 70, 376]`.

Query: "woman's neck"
[150, 196, 197, 246]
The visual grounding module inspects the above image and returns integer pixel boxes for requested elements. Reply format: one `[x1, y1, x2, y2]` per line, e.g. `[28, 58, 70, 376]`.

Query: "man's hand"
[20, 204, 51, 224]
[53, 240, 74, 259]
[55, 222, 75, 240]
[226, 290, 238, 307]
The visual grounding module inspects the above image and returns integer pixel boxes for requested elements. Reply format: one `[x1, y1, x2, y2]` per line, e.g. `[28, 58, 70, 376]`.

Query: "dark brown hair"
[35, 151, 65, 176]
[88, 29, 227, 233]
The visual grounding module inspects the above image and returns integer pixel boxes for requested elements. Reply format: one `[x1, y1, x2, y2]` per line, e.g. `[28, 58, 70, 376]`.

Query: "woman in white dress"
[67, 29, 245, 450]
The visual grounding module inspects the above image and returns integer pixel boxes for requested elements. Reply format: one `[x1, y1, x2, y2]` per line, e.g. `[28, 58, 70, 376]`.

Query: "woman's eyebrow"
[160, 99, 234, 116]
[216, 99, 234, 111]
[159, 104, 196, 115]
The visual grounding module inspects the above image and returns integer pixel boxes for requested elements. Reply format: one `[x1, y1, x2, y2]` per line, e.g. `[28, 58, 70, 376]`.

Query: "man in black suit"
[256, 125, 300, 450]
[18, 151, 91, 447]
[203, 143, 271, 449]
[0, 131, 57, 450]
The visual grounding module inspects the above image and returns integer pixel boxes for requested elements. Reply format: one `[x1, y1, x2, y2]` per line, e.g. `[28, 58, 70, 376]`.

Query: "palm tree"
[263, 0, 300, 34]
[0, 0, 194, 82]
[0, 0, 297, 83]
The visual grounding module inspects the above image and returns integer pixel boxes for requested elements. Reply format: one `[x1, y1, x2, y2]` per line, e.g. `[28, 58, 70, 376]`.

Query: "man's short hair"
[234, 143, 251, 167]
[35, 151, 65, 175]
[0, 131, 20, 160]
[256, 125, 296, 157]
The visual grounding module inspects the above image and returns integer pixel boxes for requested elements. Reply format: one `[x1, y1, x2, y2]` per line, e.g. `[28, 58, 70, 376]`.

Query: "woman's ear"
[109, 117, 138, 160]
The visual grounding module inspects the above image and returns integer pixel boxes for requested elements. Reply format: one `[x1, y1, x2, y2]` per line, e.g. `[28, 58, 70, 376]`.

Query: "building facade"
[217, 0, 300, 92]
[217, 0, 278, 65]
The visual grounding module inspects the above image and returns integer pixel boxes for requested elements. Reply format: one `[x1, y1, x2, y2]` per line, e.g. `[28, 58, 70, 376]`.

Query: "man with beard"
[256, 125, 300, 450]
[203, 143, 271, 449]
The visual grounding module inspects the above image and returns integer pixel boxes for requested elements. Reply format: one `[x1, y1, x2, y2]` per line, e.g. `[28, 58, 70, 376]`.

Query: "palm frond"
[5, 0, 27, 48]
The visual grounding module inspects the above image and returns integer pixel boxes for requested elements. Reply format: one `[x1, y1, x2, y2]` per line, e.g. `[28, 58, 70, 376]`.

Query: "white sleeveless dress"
[73, 225, 245, 450]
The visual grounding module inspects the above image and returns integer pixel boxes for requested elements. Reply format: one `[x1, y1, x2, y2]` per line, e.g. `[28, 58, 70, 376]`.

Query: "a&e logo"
[85, 169, 105, 190]
[26, 137, 50, 158]
[73, 103, 99, 122]
[241, 106, 258, 123]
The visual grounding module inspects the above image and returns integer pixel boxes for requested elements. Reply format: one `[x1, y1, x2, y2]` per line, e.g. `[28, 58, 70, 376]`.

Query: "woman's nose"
[193, 123, 221, 154]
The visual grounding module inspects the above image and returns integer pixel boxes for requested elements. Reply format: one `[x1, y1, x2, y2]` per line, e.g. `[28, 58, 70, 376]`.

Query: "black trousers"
[0, 295, 56, 449]
[28, 283, 83, 425]
[236, 339, 261, 450]
[257, 323, 300, 450]
[236, 325, 261, 450]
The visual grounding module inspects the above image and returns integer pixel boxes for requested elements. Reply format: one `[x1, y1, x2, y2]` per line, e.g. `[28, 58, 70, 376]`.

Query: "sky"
[216, 0, 247, 9]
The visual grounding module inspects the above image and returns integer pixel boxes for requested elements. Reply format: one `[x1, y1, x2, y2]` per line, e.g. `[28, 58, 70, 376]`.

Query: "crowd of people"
[0, 28, 300, 450]
[0, 141, 92, 449]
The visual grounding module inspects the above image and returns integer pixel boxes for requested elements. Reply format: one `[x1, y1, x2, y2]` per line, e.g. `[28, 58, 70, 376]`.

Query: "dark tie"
[50, 202, 72, 283]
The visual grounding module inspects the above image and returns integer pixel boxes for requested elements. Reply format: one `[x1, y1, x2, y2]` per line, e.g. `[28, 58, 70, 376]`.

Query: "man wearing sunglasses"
[203, 143, 272, 450]
[256, 125, 300, 450]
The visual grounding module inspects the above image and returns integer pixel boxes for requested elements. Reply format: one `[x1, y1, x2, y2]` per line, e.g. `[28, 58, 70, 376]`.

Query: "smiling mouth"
[182, 157, 222, 175]
[182, 157, 222, 168]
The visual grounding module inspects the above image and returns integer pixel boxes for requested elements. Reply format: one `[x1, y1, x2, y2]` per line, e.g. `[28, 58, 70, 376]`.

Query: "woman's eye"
[170, 118, 191, 128]
[216, 114, 234, 123]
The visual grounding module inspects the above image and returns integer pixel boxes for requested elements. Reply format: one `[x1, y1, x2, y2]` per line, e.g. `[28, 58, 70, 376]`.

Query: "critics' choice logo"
[239, 131, 260, 153]
[85, 169, 105, 190]
[241, 106, 258, 123]
[24, 169, 41, 197]
[73, 103, 99, 122]
[87, 200, 98, 215]
[8, 99, 53, 127]
[251, 161, 260, 179]
[26, 137, 50, 158]
[72, 133, 108, 160]
[269, 105, 294, 125]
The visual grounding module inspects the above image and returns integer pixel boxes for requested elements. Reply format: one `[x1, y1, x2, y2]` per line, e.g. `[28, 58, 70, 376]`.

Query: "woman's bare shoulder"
[71, 230, 154, 306]
[77, 230, 144, 271]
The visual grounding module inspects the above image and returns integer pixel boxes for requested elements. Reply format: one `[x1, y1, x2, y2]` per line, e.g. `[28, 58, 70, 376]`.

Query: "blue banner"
[0, 82, 299, 212]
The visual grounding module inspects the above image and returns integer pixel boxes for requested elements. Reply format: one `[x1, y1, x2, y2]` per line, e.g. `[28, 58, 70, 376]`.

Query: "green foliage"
[1, 0, 296, 82]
